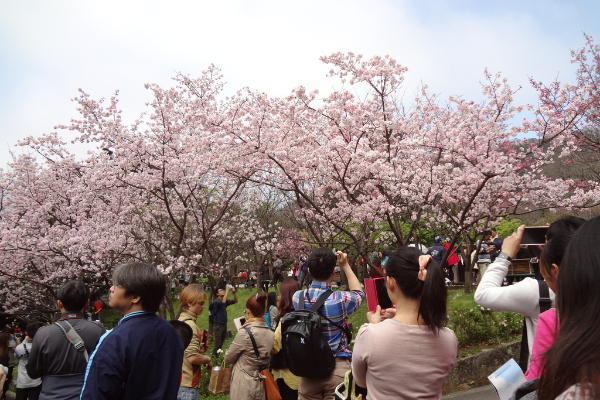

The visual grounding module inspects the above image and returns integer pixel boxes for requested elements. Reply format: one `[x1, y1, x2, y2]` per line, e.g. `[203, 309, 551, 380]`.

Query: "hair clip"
[418, 255, 432, 281]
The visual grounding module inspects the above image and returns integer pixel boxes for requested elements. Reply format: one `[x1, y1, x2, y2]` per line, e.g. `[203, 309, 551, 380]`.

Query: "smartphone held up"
[521, 226, 548, 245]
[365, 277, 393, 313]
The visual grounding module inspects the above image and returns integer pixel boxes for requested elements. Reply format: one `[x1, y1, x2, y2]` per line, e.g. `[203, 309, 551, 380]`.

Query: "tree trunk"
[165, 293, 176, 320]
[159, 300, 167, 319]
[361, 262, 368, 284]
[464, 266, 473, 294]
[257, 274, 264, 293]
[463, 241, 476, 294]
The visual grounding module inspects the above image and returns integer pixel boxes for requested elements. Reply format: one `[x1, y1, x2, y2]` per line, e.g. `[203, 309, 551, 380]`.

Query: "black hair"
[539, 215, 600, 398]
[546, 215, 586, 241]
[25, 323, 44, 340]
[57, 281, 90, 312]
[307, 247, 337, 281]
[540, 234, 572, 275]
[267, 292, 277, 309]
[372, 257, 382, 269]
[385, 247, 447, 333]
[112, 262, 166, 313]
[169, 320, 193, 349]
[481, 230, 492, 237]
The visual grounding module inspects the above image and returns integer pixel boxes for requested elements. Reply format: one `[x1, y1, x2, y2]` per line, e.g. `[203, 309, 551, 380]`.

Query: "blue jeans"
[298, 271, 306, 286]
[177, 386, 200, 400]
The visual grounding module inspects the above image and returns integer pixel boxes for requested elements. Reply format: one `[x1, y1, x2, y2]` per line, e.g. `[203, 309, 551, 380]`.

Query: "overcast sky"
[1, 0, 599, 167]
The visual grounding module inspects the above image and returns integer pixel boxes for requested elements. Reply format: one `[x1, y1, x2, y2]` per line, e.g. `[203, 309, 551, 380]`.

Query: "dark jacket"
[428, 244, 446, 264]
[509, 378, 538, 400]
[80, 311, 183, 400]
[26, 313, 105, 400]
[211, 298, 235, 325]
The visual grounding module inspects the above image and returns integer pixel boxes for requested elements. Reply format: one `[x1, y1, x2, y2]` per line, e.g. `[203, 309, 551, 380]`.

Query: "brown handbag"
[260, 368, 282, 400]
[244, 327, 282, 400]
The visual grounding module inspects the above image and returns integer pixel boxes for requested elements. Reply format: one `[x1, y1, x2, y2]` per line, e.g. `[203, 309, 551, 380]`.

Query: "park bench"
[230, 276, 246, 289]
[506, 258, 535, 282]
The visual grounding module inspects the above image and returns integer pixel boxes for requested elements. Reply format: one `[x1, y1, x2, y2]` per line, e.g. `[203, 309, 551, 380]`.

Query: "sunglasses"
[196, 300, 206, 306]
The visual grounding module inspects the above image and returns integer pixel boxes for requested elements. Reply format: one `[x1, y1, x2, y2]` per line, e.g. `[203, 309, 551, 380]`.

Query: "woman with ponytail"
[352, 246, 458, 399]
[225, 292, 274, 400]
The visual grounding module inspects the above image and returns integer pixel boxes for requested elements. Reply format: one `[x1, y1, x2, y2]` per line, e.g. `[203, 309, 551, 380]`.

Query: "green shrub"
[446, 290, 522, 348]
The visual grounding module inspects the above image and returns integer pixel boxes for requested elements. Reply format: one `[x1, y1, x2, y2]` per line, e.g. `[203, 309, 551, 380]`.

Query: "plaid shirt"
[292, 281, 365, 358]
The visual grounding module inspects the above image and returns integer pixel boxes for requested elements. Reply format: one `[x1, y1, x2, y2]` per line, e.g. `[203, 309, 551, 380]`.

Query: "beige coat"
[225, 320, 274, 400]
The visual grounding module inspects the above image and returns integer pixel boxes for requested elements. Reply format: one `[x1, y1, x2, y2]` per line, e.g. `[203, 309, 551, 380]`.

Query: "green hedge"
[446, 290, 523, 348]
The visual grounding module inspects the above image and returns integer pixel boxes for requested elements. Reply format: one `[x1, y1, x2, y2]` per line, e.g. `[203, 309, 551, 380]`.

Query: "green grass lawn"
[102, 284, 523, 399]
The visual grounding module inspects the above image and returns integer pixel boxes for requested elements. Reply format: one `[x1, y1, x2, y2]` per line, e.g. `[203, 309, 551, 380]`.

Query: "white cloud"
[0, 0, 598, 166]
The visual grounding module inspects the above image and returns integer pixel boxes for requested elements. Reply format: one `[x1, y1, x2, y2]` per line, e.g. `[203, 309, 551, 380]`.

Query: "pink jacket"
[525, 308, 558, 380]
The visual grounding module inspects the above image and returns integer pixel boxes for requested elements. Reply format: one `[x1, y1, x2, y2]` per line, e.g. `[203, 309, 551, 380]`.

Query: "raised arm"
[474, 226, 543, 315]
[337, 251, 361, 292]
[222, 285, 229, 304]
[231, 286, 238, 304]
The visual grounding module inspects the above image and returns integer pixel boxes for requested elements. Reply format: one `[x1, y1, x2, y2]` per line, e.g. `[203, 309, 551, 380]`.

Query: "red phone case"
[364, 278, 382, 313]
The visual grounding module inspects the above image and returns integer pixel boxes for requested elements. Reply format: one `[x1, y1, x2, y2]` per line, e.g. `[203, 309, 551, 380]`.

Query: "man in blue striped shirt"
[292, 248, 365, 400]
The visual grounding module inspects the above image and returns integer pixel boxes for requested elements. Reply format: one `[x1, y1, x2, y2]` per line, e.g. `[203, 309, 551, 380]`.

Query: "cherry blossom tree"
[0, 139, 135, 321]
[0, 66, 254, 318]
[3, 37, 600, 319]
[227, 43, 600, 291]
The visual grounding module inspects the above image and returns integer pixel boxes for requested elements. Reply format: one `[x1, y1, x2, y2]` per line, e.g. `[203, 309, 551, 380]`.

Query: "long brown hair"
[278, 279, 301, 321]
[538, 216, 600, 398]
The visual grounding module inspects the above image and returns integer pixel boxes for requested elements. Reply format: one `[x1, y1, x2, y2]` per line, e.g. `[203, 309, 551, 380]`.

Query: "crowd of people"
[370, 237, 465, 284]
[1, 214, 599, 399]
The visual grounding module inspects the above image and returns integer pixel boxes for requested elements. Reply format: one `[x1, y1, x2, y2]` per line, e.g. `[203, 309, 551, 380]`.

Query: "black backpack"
[280, 289, 351, 378]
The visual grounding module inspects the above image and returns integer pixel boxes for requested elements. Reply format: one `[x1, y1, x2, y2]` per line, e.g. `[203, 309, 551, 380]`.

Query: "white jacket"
[474, 258, 555, 365]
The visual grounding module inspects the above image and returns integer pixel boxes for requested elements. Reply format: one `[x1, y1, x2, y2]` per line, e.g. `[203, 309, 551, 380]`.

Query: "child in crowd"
[169, 321, 193, 351]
